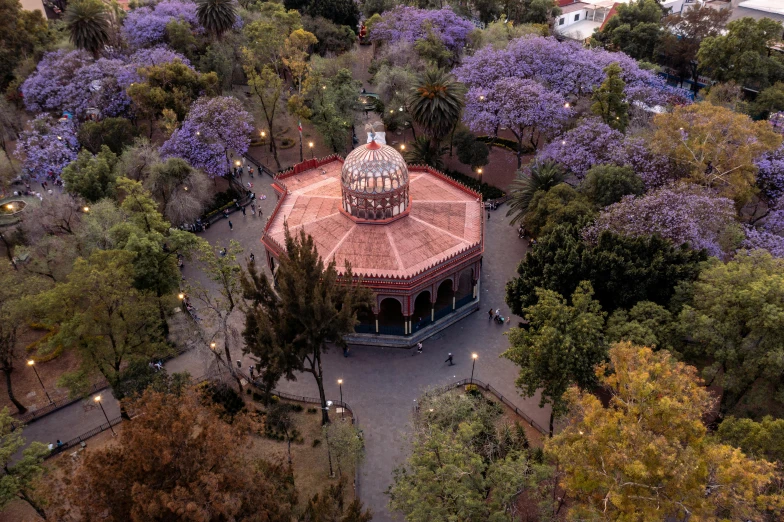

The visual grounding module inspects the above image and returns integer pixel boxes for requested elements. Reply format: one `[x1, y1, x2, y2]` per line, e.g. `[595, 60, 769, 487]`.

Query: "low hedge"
[477, 136, 535, 155]
[442, 168, 505, 200]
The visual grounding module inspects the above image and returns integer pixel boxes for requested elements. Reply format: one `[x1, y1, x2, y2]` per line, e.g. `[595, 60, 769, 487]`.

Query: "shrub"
[442, 168, 505, 200]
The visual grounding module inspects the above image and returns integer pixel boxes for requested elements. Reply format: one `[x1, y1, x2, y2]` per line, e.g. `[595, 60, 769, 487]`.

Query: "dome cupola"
[341, 126, 409, 223]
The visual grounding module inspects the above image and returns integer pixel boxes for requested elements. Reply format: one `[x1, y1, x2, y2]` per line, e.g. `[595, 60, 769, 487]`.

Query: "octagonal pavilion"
[261, 133, 484, 346]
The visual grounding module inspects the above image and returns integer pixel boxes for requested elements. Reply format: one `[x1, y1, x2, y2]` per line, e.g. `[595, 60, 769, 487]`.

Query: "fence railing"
[16, 380, 108, 425]
[423, 378, 548, 436]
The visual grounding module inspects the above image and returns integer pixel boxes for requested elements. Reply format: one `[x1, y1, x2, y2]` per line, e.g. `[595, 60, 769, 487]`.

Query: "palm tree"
[506, 160, 567, 225]
[196, 0, 237, 39]
[64, 0, 111, 58]
[404, 136, 448, 171]
[408, 69, 466, 149]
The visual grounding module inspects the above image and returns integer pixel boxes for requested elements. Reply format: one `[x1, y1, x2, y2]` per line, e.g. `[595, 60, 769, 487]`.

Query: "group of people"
[517, 225, 537, 247]
[488, 308, 508, 324]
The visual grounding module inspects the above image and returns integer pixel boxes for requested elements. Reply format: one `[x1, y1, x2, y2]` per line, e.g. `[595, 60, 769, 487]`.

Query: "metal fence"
[423, 378, 548, 436]
[45, 415, 122, 459]
[16, 380, 108, 425]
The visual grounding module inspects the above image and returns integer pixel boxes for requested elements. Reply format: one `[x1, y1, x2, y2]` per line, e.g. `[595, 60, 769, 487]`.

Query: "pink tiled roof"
[264, 159, 483, 279]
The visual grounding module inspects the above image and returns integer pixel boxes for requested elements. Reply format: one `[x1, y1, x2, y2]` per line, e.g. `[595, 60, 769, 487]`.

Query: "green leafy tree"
[300, 0, 360, 29]
[77, 117, 138, 155]
[32, 250, 170, 410]
[0, 270, 46, 414]
[521, 183, 594, 238]
[506, 160, 567, 226]
[504, 282, 607, 436]
[679, 250, 784, 415]
[196, 0, 237, 39]
[241, 227, 372, 425]
[579, 164, 643, 207]
[127, 61, 219, 133]
[61, 145, 119, 202]
[307, 68, 361, 154]
[303, 15, 357, 56]
[698, 17, 784, 90]
[64, 0, 111, 57]
[187, 240, 244, 387]
[388, 390, 554, 521]
[403, 135, 447, 170]
[595, 0, 663, 61]
[408, 68, 466, 149]
[752, 82, 784, 120]
[605, 300, 677, 353]
[0, 409, 49, 518]
[718, 416, 784, 464]
[323, 421, 364, 477]
[505, 224, 707, 316]
[165, 19, 202, 61]
[452, 129, 489, 169]
[504, 0, 560, 24]
[548, 342, 782, 521]
[242, 59, 284, 168]
[658, 5, 730, 92]
[142, 156, 212, 224]
[590, 63, 629, 132]
[0, 0, 49, 90]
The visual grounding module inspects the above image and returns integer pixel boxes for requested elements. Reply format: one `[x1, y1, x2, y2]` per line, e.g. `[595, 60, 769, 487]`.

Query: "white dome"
[341, 141, 409, 195]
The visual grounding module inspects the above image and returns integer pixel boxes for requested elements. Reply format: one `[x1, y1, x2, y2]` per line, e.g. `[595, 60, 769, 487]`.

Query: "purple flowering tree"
[742, 227, 784, 258]
[370, 6, 476, 55]
[464, 78, 571, 167]
[21, 47, 191, 119]
[21, 49, 93, 114]
[122, 0, 200, 49]
[160, 96, 253, 179]
[454, 36, 687, 106]
[537, 119, 624, 179]
[612, 137, 677, 190]
[14, 115, 79, 182]
[755, 145, 784, 207]
[118, 46, 193, 88]
[583, 183, 738, 258]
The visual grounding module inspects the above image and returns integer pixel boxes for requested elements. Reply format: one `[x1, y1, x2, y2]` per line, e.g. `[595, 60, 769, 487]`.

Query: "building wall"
[556, 8, 590, 30]
[20, 0, 45, 14]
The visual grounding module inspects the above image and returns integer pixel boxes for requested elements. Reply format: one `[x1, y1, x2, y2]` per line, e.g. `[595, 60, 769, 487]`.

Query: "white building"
[555, 0, 688, 42]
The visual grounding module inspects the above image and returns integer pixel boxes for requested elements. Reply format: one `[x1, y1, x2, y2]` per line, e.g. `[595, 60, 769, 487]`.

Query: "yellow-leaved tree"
[650, 102, 781, 205]
[547, 342, 784, 521]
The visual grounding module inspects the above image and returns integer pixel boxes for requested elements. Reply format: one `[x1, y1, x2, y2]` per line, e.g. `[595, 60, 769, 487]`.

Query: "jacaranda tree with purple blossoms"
[454, 36, 685, 107]
[122, 0, 200, 49]
[160, 96, 252, 179]
[21, 47, 192, 119]
[755, 145, 784, 208]
[583, 183, 740, 258]
[370, 6, 476, 56]
[14, 115, 79, 182]
[537, 119, 623, 179]
[464, 78, 570, 167]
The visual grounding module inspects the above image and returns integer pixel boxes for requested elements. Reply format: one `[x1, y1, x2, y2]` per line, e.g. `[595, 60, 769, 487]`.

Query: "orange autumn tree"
[48, 389, 297, 521]
[547, 342, 784, 521]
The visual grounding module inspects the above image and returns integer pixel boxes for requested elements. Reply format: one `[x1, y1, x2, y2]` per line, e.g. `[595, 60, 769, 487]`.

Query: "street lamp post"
[27, 360, 52, 403]
[94, 395, 116, 436]
[337, 379, 344, 419]
[210, 342, 224, 381]
[308, 142, 314, 159]
[470, 353, 478, 384]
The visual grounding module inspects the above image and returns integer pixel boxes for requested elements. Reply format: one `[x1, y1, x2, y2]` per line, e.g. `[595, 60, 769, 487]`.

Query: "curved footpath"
[19, 174, 551, 522]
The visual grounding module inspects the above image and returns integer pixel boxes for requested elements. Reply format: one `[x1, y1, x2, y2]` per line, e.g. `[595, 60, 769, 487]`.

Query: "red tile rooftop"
[263, 159, 483, 279]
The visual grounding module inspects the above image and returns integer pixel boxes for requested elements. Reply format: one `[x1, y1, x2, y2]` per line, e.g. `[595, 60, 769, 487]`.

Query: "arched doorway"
[355, 305, 375, 333]
[412, 291, 432, 332]
[378, 297, 405, 335]
[456, 269, 473, 299]
[434, 279, 454, 317]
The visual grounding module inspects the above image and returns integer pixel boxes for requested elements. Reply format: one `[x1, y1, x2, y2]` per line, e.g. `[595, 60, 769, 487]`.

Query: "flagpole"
[298, 120, 304, 162]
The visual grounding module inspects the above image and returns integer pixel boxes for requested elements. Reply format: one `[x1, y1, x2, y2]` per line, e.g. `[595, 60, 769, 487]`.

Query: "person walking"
[228, 220, 233, 231]
[445, 353, 454, 366]
[488, 308, 494, 320]
[417, 342, 423, 355]
[249, 252, 255, 263]
[250, 202, 256, 215]
[241, 205, 246, 216]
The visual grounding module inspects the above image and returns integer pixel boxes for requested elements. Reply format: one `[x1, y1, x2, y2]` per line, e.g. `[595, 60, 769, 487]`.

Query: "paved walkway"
[20, 173, 550, 522]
